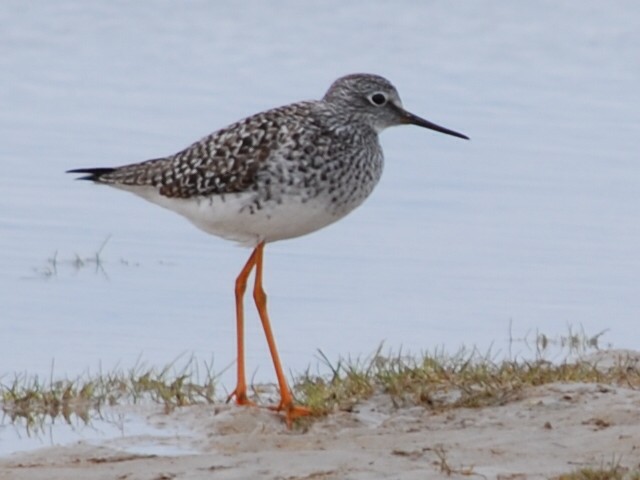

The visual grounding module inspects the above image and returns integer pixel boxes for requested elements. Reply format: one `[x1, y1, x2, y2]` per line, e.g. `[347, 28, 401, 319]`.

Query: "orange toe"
[226, 388, 257, 407]
[269, 401, 312, 428]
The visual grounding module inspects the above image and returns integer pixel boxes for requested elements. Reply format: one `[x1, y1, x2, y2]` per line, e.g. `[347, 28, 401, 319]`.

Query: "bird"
[68, 73, 469, 426]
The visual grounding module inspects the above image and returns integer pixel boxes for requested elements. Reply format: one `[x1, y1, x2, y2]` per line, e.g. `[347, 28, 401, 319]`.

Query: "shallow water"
[2, 1, 640, 433]
[0, 405, 198, 457]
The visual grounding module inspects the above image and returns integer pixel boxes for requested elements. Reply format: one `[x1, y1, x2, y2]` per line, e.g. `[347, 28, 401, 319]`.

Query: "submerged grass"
[34, 236, 112, 278]
[1, 328, 639, 432]
[33, 235, 144, 278]
[1, 356, 217, 434]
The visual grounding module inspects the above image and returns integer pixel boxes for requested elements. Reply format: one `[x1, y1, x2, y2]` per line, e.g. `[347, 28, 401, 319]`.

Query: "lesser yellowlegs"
[68, 73, 469, 426]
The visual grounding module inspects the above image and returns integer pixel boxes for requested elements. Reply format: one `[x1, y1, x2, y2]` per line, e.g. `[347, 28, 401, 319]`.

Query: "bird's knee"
[253, 285, 267, 306]
[235, 277, 248, 298]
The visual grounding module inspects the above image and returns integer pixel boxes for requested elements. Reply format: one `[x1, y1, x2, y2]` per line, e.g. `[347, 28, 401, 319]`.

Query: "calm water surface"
[2, 1, 640, 403]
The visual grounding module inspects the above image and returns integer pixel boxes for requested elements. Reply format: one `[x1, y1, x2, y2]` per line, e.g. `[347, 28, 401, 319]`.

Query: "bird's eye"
[369, 93, 387, 106]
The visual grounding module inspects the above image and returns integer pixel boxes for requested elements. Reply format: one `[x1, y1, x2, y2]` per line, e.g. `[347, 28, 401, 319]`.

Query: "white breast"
[111, 184, 357, 247]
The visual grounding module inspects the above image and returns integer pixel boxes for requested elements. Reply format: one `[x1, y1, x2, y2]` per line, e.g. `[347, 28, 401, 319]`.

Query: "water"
[2, 0, 640, 412]
[0, 405, 198, 457]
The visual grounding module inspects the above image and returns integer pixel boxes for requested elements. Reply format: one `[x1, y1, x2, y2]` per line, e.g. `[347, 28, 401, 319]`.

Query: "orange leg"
[226, 246, 260, 406]
[252, 242, 311, 426]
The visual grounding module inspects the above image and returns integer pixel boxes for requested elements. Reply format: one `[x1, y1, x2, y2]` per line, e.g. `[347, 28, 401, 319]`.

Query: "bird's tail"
[67, 168, 116, 182]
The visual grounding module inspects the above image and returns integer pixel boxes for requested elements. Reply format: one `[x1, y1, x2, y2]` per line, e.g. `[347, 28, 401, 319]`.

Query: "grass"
[553, 457, 640, 479]
[33, 235, 142, 278]
[2, 329, 637, 480]
[432, 444, 477, 477]
[1, 356, 217, 434]
[293, 330, 637, 416]
[1, 329, 638, 433]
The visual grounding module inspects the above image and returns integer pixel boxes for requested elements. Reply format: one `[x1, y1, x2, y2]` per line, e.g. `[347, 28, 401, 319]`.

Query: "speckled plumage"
[68, 74, 468, 425]
[69, 74, 467, 246]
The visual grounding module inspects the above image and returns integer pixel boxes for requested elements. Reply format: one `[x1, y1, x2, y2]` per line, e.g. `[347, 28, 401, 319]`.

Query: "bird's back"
[71, 99, 384, 246]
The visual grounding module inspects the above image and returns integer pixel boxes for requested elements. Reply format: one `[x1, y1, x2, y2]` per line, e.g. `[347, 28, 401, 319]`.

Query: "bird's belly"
[181, 195, 357, 246]
[122, 185, 359, 247]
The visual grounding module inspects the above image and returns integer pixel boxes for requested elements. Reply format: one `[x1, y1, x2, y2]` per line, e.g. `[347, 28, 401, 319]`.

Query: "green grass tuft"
[2, 328, 638, 433]
[1, 356, 217, 434]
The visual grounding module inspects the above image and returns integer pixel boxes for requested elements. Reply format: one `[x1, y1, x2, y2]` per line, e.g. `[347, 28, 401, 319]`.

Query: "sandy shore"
[2, 351, 639, 479]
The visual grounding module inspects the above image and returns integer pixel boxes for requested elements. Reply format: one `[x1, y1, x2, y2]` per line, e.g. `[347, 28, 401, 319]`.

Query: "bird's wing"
[155, 118, 275, 198]
[70, 102, 317, 199]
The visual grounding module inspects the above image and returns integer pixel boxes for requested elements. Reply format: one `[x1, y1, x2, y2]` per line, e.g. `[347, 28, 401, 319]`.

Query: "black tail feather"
[67, 168, 115, 181]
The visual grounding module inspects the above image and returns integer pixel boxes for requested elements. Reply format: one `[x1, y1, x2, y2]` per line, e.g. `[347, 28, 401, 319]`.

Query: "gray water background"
[1, 2, 639, 394]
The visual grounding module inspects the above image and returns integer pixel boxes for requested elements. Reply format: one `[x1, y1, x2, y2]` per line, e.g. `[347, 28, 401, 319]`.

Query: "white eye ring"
[369, 92, 387, 106]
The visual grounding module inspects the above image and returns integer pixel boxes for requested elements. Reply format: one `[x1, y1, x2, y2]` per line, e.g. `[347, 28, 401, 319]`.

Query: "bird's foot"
[268, 400, 312, 428]
[227, 387, 311, 427]
[226, 388, 257, 407]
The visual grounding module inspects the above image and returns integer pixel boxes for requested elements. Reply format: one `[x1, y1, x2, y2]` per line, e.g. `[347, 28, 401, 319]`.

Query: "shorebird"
[68, 73, 468, 426]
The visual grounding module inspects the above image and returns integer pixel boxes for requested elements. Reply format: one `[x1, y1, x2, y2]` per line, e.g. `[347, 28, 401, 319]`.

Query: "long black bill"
[399, 107, 469, 140]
